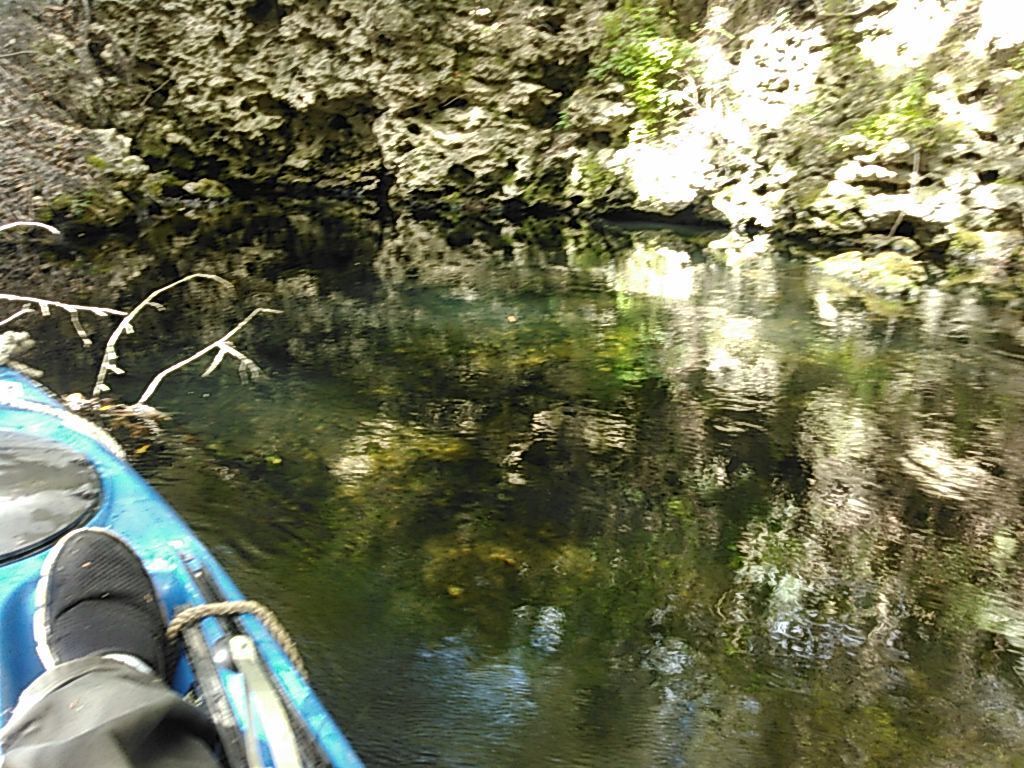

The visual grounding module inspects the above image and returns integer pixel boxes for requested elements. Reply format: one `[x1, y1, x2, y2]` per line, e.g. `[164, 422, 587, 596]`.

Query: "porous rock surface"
[85, 0, 606, 211]
[5, 0, 1024, 291]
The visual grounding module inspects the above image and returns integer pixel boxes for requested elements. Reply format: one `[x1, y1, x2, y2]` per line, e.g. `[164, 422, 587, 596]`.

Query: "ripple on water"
[110, 248, 1024, 768]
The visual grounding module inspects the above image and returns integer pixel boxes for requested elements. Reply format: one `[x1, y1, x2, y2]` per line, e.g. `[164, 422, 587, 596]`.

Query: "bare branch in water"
[0, 261, 279, 404]
[0, 306, 36, 328]
[0, 293, 126, 346]
[93, 273, 233, 396]
[134, 307, 283, 407]
[0, 221, 60, 235]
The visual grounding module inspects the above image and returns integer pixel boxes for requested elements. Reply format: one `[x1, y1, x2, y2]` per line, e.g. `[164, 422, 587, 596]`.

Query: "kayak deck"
[0, 368, 362, 767]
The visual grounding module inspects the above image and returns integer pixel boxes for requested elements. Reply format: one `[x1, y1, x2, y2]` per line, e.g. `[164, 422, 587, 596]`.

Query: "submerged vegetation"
[10, 205, 1022, 764]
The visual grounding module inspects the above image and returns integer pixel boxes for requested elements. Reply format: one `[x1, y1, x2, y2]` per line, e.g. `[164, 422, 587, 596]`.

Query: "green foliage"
[84, 154, 110, 171]
[46, 187, 133, 228]
[948, 229, 985, 255]
[840, 73, 953, 151]
[590, 1, 700, 136]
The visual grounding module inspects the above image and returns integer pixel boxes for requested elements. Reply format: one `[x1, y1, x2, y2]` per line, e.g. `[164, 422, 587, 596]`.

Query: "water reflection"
[14, 214, 1024, 765]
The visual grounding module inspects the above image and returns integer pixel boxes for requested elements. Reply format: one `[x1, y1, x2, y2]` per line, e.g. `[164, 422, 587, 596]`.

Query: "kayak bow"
[0, 367, 362, 767]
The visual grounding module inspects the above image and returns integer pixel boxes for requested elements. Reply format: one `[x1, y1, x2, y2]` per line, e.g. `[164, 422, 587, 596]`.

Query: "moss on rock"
[817, 249, 927, 297]
[836, 73, 955, 153]
[589, 0, 700, 136]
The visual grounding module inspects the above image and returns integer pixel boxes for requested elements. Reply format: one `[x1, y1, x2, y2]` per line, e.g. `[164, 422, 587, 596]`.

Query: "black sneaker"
[33, 528, 169, 679]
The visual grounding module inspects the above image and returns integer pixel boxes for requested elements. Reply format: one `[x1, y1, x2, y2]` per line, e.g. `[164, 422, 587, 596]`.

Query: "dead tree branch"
[0, 293, 126, 346]
[134, 307, 282, 407]
[93, 273, 233, 396]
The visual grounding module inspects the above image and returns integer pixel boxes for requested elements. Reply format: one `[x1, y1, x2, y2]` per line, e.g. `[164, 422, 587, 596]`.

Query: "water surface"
[43, 220, 1024, 766]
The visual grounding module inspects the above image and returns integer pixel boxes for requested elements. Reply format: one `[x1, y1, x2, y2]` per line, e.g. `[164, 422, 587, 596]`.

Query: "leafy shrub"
[841, 72, 954, 151]
[590, 1, 700, 136]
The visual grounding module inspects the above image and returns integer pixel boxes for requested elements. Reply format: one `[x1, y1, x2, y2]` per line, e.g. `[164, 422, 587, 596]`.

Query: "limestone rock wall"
[0, 2, 149, 226]
[85, 0, 607, 210]
[8, 0, 1024, 289]
[586, 0, 1024, 288]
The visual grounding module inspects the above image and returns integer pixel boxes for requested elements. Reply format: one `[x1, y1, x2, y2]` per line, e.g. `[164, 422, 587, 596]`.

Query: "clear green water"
[49, 223, 1024, 766]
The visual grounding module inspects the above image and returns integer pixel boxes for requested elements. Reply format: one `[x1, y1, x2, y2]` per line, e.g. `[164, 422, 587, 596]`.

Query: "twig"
[0, 293, 126, 346]
[137, 75, 174, 108]
[93, 273, 233, 396]
[3, 266, 280, 404]
[0, 50, 36, 59]
[134, 307, 282, 406]
[0, 307, 36, 327]
[0, 293, 126, 318]
[0, 220, 60, 235]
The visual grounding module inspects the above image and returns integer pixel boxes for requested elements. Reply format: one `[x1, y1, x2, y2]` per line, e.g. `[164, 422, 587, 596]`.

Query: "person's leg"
[0, 528, 219, 768]
[1, 656, 219, 768]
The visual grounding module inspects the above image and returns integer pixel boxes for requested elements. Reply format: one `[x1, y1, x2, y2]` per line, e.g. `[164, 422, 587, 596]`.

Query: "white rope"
[167, 600, 308, 677]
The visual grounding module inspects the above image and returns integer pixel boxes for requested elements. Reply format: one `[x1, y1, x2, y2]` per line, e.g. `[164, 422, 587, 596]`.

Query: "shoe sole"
[32, 527, 136, 671]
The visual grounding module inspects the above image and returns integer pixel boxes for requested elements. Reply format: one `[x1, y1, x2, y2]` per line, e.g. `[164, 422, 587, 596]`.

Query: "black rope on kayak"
[167, 600, 308, 678]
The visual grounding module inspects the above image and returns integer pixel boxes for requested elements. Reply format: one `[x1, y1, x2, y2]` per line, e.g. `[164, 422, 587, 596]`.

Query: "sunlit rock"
[856, 0, 965, 77]
[817, 250, 926, 297]
[618, 128, 716, 214]
[835, 160, 899, 185]
[969, 0, 1024, 55]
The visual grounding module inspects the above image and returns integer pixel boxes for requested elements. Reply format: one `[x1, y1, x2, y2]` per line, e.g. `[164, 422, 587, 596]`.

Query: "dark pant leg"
[1, 656, 219, 768]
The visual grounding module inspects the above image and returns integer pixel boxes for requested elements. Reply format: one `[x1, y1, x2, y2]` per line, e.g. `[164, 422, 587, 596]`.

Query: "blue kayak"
[0, 366, 363, 767]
